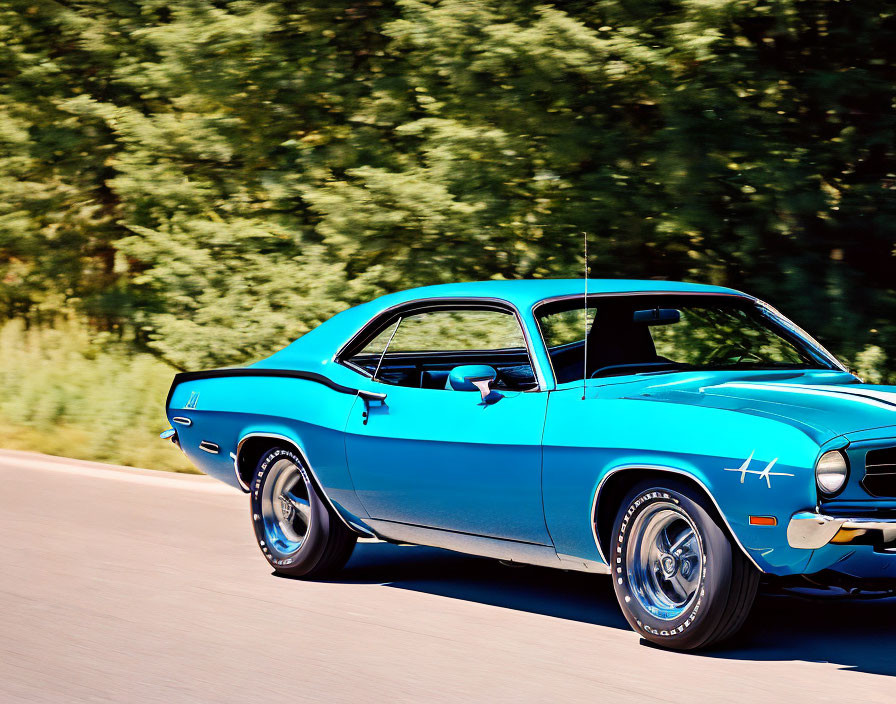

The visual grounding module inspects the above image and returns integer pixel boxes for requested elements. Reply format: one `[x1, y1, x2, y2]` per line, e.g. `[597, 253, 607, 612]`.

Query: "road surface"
[1, 449, 894, 703]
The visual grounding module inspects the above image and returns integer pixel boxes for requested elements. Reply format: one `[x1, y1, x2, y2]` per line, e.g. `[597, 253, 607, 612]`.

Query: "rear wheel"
[609, 479, 759, 650]
[250, 446, 357, 578]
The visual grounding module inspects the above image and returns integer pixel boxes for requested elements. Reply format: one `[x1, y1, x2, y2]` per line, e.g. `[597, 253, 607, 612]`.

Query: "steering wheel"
[704, 343, 763, 365]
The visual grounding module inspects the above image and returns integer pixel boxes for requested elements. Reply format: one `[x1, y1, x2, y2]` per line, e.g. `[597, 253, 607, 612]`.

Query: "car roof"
[366, 279, 744, 311]
[258, 279, 748, 370]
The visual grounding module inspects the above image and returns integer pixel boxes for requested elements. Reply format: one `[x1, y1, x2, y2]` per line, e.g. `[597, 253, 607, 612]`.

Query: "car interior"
[345, 348, 537, 391]
[546, 302, 672, 384]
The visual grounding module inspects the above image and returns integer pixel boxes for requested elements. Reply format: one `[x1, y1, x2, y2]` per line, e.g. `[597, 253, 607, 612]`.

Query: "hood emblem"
[724, 450, 793, 488]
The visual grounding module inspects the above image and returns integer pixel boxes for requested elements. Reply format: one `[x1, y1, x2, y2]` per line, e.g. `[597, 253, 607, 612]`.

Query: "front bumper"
[787, 511, 896, 551]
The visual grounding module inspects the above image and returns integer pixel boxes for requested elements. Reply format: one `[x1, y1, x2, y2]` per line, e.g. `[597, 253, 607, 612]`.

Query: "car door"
[341, 303, 552, 546]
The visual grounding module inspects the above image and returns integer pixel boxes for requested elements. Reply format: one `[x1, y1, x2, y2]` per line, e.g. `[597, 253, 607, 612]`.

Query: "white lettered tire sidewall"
[250, 447, 330, 575]
[611, 481, 735, 650]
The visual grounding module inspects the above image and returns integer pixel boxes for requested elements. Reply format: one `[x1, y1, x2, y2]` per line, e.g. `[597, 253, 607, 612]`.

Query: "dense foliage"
[2, 0, 895, 375]
[0, 319, 193, 470]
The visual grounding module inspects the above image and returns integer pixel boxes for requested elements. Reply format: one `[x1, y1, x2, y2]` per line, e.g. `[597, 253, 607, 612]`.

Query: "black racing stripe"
[165, 368, 384, 409]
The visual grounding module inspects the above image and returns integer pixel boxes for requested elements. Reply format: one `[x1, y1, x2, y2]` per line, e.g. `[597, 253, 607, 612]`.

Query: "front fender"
[542, 390, 823, 575]
[592, 457, 816, 575]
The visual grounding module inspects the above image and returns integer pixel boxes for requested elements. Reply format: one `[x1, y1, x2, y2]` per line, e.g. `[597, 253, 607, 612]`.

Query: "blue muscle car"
[163, 279, 896, 650]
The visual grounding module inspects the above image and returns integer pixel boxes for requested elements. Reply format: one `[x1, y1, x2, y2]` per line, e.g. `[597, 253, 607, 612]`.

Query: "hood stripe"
[703, 382, 896, 412]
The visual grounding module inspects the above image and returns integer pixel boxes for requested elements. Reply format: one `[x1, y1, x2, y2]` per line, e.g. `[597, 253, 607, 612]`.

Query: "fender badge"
[724, 450, 793, 488]
[185, 391, 200, 409]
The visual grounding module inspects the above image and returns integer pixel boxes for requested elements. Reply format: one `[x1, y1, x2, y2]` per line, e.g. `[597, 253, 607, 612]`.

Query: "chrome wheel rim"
[260, 459, 312, 558]
[626, 502, 704, 620]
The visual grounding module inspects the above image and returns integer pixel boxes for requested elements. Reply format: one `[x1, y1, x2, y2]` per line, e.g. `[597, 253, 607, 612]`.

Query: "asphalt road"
[1, 450, 894, 703]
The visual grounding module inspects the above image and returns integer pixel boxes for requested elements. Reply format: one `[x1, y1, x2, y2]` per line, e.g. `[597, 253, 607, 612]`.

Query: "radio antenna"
[582, 232, 588, 400]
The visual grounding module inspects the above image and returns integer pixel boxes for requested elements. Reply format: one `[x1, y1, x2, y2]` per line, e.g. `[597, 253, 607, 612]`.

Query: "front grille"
[863, 447, 896, 498]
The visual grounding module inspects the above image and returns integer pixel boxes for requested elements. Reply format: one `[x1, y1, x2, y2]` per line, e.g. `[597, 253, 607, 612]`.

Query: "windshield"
[535, 294, 840, 384]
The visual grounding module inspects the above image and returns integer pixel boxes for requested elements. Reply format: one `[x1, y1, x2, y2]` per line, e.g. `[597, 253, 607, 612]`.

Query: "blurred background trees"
[1, 0, 895, 466]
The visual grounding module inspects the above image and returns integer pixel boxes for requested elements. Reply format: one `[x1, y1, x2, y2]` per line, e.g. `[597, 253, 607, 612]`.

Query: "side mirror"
[447, 364, 498, 403]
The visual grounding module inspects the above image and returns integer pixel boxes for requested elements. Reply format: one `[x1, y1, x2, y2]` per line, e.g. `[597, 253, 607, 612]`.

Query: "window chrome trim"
[590, 463, 765, 573]
[334, 296, 548, 392]
[234, 431, 376, 537]
[372, 316, 402, 381]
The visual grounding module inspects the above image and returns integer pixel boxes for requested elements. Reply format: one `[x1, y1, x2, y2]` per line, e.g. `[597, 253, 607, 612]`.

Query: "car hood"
[623, 370, 896, 444]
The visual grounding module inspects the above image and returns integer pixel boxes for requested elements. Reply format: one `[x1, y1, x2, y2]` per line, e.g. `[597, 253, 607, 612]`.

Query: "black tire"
[609, 479, 759, 650]
[250, 446, 357, 578]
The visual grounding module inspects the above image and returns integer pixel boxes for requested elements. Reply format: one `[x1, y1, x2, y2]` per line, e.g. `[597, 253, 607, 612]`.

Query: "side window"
[538, 307, 596, 350]
[536, 306, 596, 385]
[344, 307, 535, 390]
[386, 310, 525, 352]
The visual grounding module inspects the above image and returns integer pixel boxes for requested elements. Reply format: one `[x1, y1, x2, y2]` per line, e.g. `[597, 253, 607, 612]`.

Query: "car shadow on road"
[337, 541, 630, 629]
[333, 541, 896, 677]
[709, 592, 896, 677]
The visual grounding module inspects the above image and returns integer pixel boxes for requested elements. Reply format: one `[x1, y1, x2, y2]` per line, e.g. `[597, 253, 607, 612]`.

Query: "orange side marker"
[749, 515, 777, 526]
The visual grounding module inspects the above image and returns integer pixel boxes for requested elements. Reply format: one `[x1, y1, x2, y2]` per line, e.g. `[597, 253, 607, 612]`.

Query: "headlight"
[816, 450, 849, 496]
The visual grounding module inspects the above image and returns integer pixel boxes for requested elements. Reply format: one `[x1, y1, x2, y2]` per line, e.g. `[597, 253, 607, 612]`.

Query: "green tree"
[1, 0, 894, 374]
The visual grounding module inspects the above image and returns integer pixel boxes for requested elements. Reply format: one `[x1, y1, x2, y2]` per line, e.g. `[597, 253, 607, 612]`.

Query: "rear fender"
[165, 372, 371, 519]
[234, 428, 375, 538]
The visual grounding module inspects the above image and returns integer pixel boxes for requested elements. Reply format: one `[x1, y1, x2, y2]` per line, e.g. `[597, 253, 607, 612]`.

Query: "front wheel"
[250, 446, 357, 578]
[610, 479, 759, 650]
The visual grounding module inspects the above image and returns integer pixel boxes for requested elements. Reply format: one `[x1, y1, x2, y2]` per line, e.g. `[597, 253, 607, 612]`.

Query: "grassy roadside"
[0, 319, 195, 473]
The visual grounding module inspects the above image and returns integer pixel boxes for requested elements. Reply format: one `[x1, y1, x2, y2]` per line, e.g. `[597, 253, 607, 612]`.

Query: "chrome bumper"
[787, 511, 896, 550]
